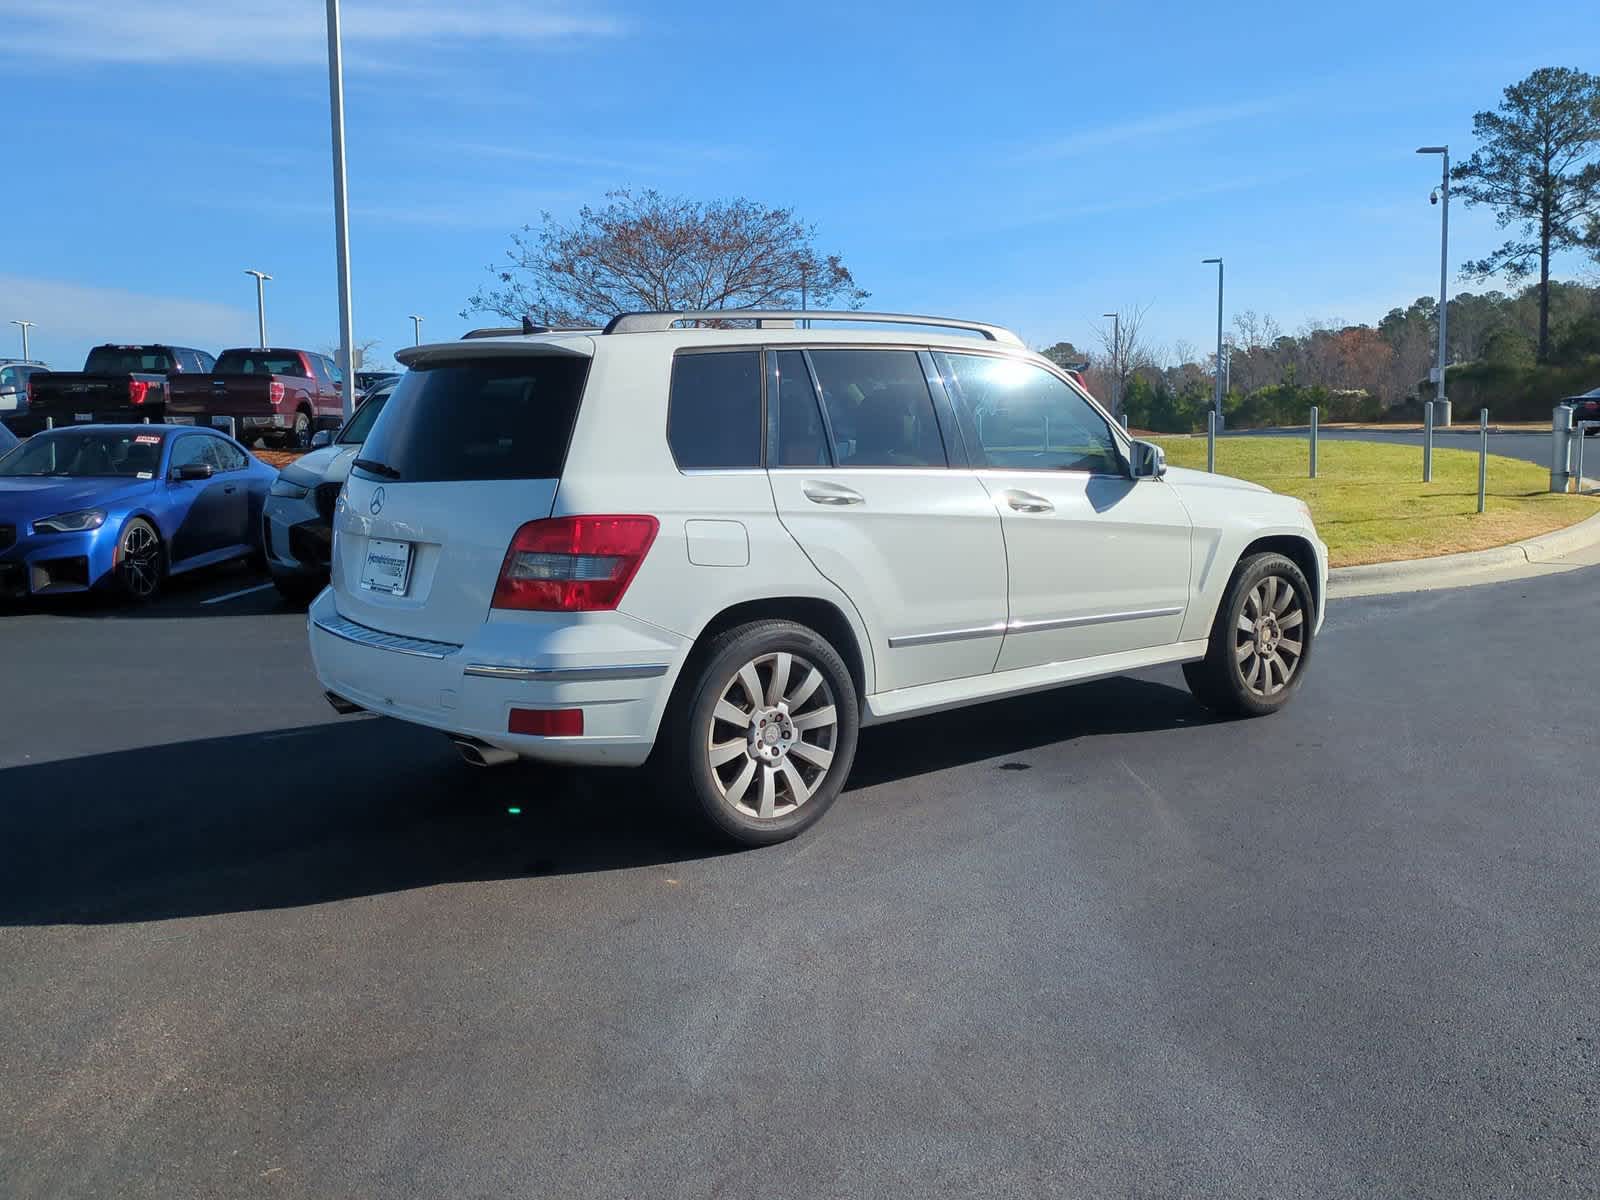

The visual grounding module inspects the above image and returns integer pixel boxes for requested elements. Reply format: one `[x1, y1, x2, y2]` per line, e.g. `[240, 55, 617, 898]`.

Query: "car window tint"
[352, 356, 588, 483]
[215, 350, 308, 377]
[206, 437, 248, 471]
[169, 437, 211, 471]
[667, 351, 762, 470]
[939, 353, 1122, 475]
[772, 351, 831, 467]
[84, 347, 175, 374]
[806, 350, 946, 468]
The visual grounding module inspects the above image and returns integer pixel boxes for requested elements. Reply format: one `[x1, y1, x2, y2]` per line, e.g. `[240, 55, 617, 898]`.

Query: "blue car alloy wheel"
[115, 517, 163, 600]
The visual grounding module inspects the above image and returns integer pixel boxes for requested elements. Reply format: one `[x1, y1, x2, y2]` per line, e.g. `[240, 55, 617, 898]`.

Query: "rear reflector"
[493, 515, 659, 612]
[269, 380, 285, 405]
[128, 379, 150, 405]
[508, 708, 584, 737]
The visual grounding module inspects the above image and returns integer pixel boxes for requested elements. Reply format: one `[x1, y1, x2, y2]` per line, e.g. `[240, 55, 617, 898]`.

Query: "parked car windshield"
[337, 391, 392, 445]
[214, 350, 308, 376]
[0, 430, 167, 478]
[83, 347, 176, 374]
[351, 357, 588, 483]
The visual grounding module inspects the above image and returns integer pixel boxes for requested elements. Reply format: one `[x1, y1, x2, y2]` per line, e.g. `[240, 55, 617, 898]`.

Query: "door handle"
[1001, 489, 1053, 514]
[802, 481, 864, 506]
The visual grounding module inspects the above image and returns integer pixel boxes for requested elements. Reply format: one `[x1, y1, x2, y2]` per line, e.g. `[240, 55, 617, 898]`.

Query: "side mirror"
[173, 462, 214, 482]
[310, 430, 333, 449]
[1129, 439, 1166, 480]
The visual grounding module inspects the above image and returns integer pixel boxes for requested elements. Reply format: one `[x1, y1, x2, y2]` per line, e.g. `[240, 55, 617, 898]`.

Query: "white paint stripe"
[201, 582, 275, 606]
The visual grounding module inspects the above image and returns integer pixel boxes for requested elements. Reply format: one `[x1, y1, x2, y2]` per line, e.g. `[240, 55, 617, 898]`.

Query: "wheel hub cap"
[750, 707, 796, 762]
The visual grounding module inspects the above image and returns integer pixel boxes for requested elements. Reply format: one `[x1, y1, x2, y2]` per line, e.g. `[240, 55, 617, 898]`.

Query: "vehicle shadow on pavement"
[0, 560, 281, 621]
[0, 676, 1207, 926]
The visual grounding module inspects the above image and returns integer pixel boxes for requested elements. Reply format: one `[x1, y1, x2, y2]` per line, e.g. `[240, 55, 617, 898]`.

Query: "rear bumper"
[306, 589, 689, 767]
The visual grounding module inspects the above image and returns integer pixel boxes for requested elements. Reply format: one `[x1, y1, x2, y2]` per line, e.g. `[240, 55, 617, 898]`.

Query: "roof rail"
[460, 316, 604, 340]
[602, 310, 1024, 347]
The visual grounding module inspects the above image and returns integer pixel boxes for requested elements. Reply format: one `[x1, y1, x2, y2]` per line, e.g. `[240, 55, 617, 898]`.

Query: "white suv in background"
[309, 311, 1326, 846]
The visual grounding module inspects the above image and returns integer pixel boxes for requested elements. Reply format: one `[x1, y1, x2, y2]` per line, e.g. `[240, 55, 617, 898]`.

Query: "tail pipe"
[450, 735, 518, 768]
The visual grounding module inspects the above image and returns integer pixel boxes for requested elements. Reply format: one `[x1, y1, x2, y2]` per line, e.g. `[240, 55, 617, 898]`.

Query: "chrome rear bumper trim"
[312, 612, 462, 659]
[462, 662, 670, 682]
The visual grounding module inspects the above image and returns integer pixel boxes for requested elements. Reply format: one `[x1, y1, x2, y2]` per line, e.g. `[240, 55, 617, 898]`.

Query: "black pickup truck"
[18, 344, 216, 435]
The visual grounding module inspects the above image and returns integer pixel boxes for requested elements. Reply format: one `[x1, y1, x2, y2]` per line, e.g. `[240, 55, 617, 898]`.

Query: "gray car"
[0, 360, 49, 430]
[263, 381, 395, 604]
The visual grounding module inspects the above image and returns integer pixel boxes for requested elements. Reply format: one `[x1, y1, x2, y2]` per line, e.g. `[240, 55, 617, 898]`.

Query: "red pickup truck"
[167, 348, 348, 448]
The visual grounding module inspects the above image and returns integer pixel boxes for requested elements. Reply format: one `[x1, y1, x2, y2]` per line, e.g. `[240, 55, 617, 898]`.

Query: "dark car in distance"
[1563, 387, 1600, 435]
[20, 345, 214, 434]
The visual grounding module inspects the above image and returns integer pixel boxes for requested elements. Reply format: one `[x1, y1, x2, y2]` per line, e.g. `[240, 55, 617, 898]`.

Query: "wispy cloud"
[0, 275, 251, 345]
[0, 1, 626, 66]
[1018, 99, 1285, 161]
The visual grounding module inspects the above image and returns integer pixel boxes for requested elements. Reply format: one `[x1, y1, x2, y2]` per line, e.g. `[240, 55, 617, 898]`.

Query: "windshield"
[337, 391, 391, 445]
[214, 350, 308, 377]
[83, 347, 175, 374]
[0, 430, 167, 478]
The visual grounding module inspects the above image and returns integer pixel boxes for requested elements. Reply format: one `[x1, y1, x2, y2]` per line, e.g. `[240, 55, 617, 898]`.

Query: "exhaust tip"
[449, 735, 517, 768]
[324, 690, 364, 715]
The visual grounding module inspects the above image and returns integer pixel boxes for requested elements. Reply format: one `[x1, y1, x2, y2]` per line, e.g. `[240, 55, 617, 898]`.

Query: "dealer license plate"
[360, 538, 413, 596]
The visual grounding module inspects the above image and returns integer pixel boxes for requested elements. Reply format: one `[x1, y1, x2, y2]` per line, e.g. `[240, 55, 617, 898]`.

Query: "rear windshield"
[351, 357, 588, 483]
[84, 347, 176, 374]
[214, 350, 307, 376]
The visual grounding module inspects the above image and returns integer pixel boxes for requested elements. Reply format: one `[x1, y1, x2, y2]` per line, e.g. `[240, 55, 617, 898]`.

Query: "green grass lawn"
[1152, 437, 1600, 567]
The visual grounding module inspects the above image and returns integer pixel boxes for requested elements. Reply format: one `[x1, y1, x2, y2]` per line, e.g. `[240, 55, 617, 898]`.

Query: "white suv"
[308, 311, 1326, 845]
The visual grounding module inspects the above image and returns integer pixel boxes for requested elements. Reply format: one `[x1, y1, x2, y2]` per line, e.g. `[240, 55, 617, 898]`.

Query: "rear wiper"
[353, 458, 401, 480]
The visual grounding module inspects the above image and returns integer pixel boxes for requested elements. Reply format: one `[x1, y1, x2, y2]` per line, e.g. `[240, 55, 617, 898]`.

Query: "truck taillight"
[269, 381, 284, 405]
[128, 379, 150, 405]
[492, 516, 659, 612]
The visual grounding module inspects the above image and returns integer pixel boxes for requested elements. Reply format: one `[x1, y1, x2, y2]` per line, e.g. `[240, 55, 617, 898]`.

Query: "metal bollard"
[1552, 405, 1574, 493]
[45, 416, 54, 430]
[1121, 413, 1130, 431]
[1423, 402, 1434, 483]
[1309, 405, 1318, 479]
[1477, 409, 1488, 513]
[1578, 423, 1588, 495]
[1206, 410, 1216, 473]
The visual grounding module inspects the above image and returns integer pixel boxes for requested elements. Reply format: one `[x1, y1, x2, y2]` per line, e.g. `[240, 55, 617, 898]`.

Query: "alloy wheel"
[706, 651, 839, 820]
[1234, 574, 1304, 697]
[119, 523, 161, 599]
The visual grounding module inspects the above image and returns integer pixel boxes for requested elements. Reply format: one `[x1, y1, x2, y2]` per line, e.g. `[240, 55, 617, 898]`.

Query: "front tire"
[115, 518, 164, 603]
[1183, 551, 1314, 718]
[667, 620, 859, 847]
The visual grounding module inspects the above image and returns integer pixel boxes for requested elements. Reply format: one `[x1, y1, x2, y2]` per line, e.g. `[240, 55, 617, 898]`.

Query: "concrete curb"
[1330, 507, 1600, 590]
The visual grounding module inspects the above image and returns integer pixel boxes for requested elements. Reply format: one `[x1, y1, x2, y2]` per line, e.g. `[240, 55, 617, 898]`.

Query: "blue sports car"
[0, 424, 275, 601]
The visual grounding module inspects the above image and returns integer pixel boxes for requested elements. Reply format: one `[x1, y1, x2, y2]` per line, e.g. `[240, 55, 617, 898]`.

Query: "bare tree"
[467, 189, 868, 325]
[1092, 303, 1153, 416]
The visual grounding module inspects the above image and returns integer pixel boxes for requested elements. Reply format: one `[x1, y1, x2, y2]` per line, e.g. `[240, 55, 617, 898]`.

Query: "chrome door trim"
[462, 662, 671, 682]
[887, 606, 1183, 649]
[887, 622, 1007, 648]
[1005, 606, 1183, 635]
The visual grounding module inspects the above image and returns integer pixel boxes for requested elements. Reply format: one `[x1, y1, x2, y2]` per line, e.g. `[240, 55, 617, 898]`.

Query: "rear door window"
[351, 356, 589, 483]
[771, 350, 831, 467]
[806, 349, 947, 468]
[668, 351, 763, 470]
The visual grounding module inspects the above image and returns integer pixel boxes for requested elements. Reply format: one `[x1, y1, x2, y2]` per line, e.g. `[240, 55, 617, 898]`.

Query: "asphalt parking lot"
[3, 567, 1599, 1198]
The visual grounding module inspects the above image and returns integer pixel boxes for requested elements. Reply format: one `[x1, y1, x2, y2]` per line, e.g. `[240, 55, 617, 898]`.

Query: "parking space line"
[201, 582, 276, 606]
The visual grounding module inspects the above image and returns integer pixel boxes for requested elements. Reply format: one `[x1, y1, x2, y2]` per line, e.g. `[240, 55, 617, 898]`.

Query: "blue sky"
[5, 0, 1597, 371]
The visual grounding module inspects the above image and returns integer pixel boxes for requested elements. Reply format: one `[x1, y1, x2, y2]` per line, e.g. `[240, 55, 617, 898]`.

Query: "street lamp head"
[1202, 257, 1222, 264]
[244, 269, 273, 281]
[1416, 146, 1447, 155]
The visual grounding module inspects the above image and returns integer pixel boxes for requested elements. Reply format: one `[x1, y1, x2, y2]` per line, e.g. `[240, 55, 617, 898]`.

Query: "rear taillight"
[492, 516, 659, 612]
[269, 380, 285, 405]
[127, 379, 150, 405]
[508, 708, 584, 736]
[26, 377, 36, 404]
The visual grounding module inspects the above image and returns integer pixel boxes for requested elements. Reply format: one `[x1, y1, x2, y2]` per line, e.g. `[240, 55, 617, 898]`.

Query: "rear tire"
[290, 410, 312, 449]
[666, 620, 859, 847]
[1183, 551, 1314, 718]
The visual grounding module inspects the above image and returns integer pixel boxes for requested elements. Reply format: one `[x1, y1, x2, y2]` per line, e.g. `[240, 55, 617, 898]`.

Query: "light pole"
[1417, 146, 1450, 426]
[409, 314, 424, 346]
[1102, 311, 1120, 418]
[326, 0, 356, 420]
[1202, 258, 1224, 429]
[244, 270, 272, 347]
[9, 320, 35, 360]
